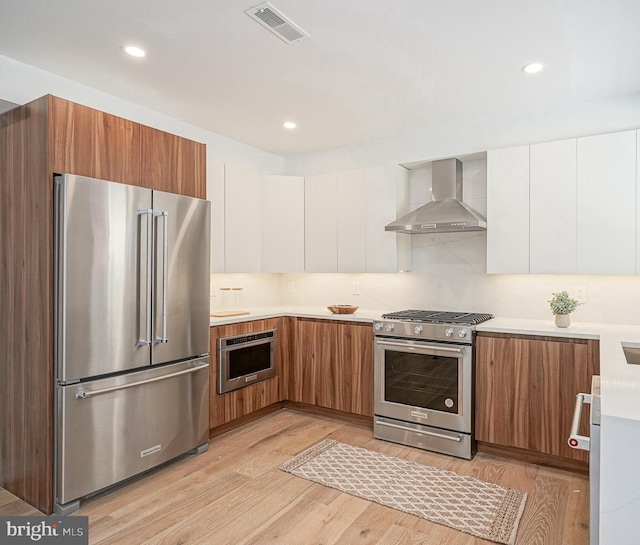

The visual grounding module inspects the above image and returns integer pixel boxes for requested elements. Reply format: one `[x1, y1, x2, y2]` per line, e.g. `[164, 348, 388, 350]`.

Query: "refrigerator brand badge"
[140, 444, 162, 458]
[0, 516, 88, 544]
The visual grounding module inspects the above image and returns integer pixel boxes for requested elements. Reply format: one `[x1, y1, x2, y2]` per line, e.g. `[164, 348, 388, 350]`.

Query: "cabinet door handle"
[568, 392, 591, 451]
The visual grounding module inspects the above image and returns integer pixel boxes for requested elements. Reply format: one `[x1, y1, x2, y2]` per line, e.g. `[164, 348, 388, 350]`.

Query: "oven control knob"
[373, 322, 383, 332]
[385, 324, 395, 332]
[458, 329, 468, 338]
[414, 325, 423, 335]
[445, 328, 454, 337]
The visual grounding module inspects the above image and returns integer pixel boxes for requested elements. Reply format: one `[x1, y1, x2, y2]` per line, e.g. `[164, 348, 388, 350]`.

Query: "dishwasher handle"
[568, 392, 591, 451]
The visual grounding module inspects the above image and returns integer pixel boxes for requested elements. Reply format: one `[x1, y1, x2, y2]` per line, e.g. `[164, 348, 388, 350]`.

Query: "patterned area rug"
[279, 439, 527, 545]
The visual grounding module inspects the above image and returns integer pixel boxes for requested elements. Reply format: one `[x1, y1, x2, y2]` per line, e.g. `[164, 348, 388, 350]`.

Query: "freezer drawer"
[56, 358, 209, 507]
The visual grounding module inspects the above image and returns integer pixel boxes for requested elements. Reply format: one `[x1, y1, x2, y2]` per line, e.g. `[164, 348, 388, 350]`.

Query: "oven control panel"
[373, 321, 473, 343]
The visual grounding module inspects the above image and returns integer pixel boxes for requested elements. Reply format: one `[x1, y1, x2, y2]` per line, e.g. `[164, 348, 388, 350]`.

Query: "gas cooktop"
[381, 309, 494, 326]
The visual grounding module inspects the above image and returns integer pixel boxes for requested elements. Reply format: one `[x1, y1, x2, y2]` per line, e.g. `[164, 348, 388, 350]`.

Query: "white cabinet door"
[336, 169, 366, 272]
[224, 164, 262, 272]
[530, 139, 577, 274]
[365, 165, 411, 272]
[305, 173, 338, 272]
[487, 146, 530, 273]
[261, 175, 305, 272]
[206, 160, 225, 273]
[577, 131, 636, 274]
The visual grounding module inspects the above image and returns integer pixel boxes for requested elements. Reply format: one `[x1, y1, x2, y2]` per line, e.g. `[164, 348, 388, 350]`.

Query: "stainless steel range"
[373, 310, 493, 459]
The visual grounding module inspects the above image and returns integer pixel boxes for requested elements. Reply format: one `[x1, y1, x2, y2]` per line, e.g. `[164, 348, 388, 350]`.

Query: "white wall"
[284, 91, 640, 175]
[0, 54, 284, 174]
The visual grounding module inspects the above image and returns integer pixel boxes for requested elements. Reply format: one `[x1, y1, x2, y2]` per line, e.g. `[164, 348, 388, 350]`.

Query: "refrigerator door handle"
[137, 209, 153, 346]
[155, 210, 169, 344]
[76, 362, 209, 399]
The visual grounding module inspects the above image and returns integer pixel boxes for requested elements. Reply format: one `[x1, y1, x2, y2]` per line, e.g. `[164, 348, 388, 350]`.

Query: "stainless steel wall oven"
[218, 329, 277, 394]
[373, 310, 493, 459]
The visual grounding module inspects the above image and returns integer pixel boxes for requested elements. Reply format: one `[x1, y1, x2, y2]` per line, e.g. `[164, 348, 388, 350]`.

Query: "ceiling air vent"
[245, 2, 310, 44]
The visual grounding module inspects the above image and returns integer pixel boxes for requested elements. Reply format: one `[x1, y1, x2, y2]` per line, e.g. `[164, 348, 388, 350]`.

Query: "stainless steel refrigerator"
[54, 174, 211, 514]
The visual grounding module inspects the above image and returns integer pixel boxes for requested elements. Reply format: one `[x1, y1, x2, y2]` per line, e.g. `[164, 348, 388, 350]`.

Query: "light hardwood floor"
[0, 410, 589, 544]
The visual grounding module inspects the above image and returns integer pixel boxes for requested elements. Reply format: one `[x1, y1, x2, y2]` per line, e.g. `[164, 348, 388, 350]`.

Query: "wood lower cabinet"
[0, 94, 205, 514]
[289, 318, 373, 416]
[209, 318, 286, 429]
[209, 316, 373, 431]
[475, 332, 599, 465]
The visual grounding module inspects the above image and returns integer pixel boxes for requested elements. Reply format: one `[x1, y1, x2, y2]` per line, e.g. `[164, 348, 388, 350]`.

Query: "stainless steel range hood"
[385, 158, 487, 234]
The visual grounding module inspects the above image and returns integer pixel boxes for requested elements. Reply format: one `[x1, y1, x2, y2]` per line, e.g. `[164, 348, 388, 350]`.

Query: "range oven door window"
[374, 337, 471, 431]
[384, 350, 459, 414]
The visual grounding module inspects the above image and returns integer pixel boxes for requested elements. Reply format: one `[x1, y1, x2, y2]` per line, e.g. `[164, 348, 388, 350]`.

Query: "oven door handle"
[375, 419, 463, 442]
[376, 339, 463, 354]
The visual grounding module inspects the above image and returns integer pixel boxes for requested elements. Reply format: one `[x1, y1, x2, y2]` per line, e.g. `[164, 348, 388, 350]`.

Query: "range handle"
[568, 392, 591, 451]
[376, 339, 463, 354]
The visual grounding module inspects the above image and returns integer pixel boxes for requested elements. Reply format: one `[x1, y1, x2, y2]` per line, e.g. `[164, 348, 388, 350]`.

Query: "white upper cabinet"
[206, 160, 226, 273]
[365, 165, 411, 272]
[261, 175, 305, 273]
[304, 166, 410, 273]
[305, 173, 338, 272]
[530, 139, 577, 274]
[487, 130, 638, 275]
[577, 131, 636, 274]
[487, 146, 530, 273]
[224, 164, 262, 273]
[336, 169, 367, 272]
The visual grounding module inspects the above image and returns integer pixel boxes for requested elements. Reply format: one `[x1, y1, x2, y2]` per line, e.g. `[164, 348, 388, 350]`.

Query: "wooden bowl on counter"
[327, 305, 359, 314]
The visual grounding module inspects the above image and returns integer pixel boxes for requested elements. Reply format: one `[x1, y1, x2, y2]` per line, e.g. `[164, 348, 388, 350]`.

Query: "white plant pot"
[555, 314, 571, 328]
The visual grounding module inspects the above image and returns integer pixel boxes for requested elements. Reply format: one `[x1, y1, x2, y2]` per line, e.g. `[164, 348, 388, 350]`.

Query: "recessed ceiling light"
[283, 121, 297, 129]
[522, 62, 545, 74]
[123, 45, 146, 58]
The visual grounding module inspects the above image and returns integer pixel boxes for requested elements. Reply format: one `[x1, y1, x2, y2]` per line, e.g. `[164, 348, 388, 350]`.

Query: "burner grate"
[381, 309, 493, 326]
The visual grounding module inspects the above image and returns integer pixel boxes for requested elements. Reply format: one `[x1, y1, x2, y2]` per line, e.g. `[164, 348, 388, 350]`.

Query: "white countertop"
[210, 306, 384, 327]
[477, 317, 640, 421]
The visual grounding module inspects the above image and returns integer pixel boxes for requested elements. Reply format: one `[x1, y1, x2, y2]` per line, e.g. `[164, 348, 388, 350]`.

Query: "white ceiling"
[1, 0, 639, 156]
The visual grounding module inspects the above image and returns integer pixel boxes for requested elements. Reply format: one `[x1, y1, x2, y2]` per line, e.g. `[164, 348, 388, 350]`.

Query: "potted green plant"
[548, 291, 580, 328]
